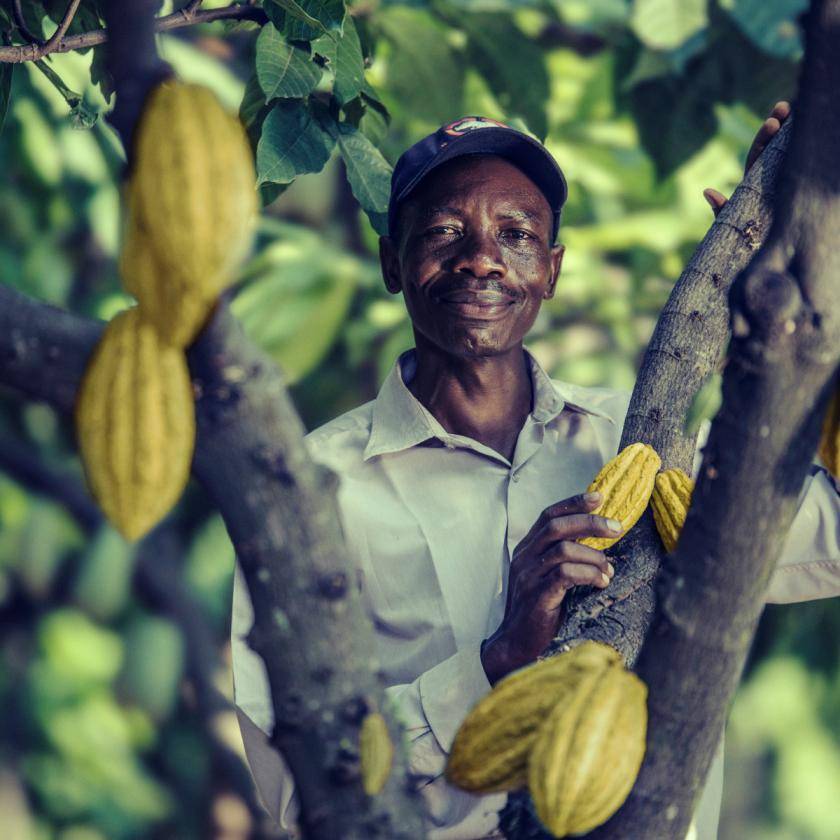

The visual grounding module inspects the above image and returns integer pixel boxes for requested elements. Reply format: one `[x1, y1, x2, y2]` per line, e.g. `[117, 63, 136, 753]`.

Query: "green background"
[0, 0, 838, 838]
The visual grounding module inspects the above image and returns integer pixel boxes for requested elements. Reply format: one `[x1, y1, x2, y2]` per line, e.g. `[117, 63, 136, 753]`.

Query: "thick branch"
[0, 4, 267, 63]
[0, 285, 428, 838]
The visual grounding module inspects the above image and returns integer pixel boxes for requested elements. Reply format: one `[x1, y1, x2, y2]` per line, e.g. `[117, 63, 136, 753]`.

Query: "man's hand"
[480, 492, 621, 685]
[703, 100, 792, 218]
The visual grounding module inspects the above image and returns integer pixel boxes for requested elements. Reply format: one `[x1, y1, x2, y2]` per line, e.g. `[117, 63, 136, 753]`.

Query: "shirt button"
[511, 472, 520, 483]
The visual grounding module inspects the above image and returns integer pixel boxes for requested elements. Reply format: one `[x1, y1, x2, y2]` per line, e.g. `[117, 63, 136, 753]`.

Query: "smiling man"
[232, 113, 840, 839]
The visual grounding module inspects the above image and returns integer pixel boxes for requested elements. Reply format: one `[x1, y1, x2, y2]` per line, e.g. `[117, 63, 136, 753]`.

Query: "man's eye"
[427, 226, 459, 236]
[502, 229, 534, 241]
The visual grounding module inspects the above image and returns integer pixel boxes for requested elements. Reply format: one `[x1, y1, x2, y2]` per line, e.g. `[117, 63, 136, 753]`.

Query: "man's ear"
[379, 236, 402, 295]
[544, 243, 565, 299]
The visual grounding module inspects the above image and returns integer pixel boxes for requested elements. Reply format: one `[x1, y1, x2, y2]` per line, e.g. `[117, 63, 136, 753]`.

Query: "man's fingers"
[703, 188, 727, 217]
[536, 512, 623, 551]
[540, 492, 602, 523]
[537, 562, 612, 611]
[539, 541, 614, 578]
[744, 101, 791, 175]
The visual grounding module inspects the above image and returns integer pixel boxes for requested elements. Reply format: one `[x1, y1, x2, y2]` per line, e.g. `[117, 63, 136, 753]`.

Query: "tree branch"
[0, 4, 268, 64]
[42, 0, 82, 55]
[12, 0, 43, 45]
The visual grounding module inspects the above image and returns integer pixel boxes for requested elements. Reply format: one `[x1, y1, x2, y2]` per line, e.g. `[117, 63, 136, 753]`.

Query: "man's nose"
[450, 228, 506, 278]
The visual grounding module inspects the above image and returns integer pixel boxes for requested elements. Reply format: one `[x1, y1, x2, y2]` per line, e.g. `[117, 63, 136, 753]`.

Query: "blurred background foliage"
[0, 0, 837, 838]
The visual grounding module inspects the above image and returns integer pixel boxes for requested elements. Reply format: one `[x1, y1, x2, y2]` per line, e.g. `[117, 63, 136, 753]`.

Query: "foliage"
[0, 0, 836, 838]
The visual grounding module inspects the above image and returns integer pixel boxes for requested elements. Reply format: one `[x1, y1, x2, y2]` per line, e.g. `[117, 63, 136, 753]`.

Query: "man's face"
[379, 154, 564, 358]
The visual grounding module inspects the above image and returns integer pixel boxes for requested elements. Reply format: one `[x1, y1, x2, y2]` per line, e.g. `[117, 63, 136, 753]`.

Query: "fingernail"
[584, 492, 601, 503]
[703, 192, 716, 208]
[607, 519, 622, 532]
[607, 563, 615, 577]
[601, 573, 610, 585]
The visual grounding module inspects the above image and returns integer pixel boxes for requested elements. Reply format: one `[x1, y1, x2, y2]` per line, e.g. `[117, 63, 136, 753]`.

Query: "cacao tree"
[0, 1, 837, 839]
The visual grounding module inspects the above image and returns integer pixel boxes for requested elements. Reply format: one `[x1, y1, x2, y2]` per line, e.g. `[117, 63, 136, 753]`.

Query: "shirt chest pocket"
[338, 475, 450, 640]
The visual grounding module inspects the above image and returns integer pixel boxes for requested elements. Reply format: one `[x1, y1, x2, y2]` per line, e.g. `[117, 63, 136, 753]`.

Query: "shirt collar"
[362, 346, 614, 461]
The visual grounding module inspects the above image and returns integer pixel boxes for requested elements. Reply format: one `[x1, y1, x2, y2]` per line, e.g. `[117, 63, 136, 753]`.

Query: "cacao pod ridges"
[74, 308, 196, 541]
[651, 468, 694, 554]
[579, 442, 661, 551]
[445, 642, 622, 794]
[528, 660, 648, 837]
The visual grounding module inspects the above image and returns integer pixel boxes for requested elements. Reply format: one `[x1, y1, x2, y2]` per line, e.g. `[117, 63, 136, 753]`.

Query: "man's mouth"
[433, 287, 518, 320]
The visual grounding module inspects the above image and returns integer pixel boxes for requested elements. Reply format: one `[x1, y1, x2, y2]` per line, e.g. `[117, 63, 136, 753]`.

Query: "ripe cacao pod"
[651, 468, 694, 553]
[359, 712, 393, 795]
[818, 386, 839, 478]
[120, 201, 217, 349]
[528, 660, 648, 837]
[446, 642, 621, 793]
[74, 308, 196, 540]
[578, 442, 661, 550]
[129, 79, 257, 302]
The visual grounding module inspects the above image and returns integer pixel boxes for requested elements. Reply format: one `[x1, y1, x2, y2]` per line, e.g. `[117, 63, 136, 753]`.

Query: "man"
[232, 110, 840, 839]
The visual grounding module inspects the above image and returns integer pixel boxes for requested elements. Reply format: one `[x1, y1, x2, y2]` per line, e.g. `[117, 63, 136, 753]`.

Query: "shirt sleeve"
[691, 422, 840, 604]
[231, 561, 507, 840]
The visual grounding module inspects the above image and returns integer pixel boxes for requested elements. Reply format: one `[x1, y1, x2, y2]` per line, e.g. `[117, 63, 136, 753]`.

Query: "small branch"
[0, 3, 268, 64]
[12, 0, 43, 45]
[42, 0, 82, 55]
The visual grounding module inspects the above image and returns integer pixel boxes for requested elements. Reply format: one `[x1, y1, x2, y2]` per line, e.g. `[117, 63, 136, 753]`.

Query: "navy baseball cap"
[388, 116, 568, 242]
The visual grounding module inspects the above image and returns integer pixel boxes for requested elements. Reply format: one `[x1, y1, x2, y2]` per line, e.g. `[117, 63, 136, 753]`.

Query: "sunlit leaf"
[630, 0, 707, 51]
[256, 23, 322, 101]
[721, 0, 807, 59]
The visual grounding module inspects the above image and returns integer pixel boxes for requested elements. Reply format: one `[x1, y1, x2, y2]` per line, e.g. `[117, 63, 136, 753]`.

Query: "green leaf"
[721, 0, 807, 59]
[256, 101, 335, 185]
[332, 123, 392, 234]
[256, 23, 322, 101]
[313, 16, 365, 105]
[0, 65, 12, 139]
[265, 0, 345, 40]
[684, 373, 723, 436]
[630, 0, 707, 51]
[233, 232, 366, 382]
[377, 7, 465, 124]
[459, 13, 549, 140]
[72, 526, 135, 622]
[240, 72, 270, 149]
[90, 45, 114, 103]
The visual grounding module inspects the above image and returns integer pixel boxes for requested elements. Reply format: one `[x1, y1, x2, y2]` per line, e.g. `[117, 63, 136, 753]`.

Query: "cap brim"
[394, 127, 567, 213]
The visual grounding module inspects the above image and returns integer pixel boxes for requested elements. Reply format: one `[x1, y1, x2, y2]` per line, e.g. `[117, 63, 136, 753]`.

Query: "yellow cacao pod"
[578, 442, 661, 550]
[651, 468, 694, 553]
[120, 202, 217, 349]
[359, 712, 393, 796]
[446, 642, 622, 793]
[130, 79, 257, 298]
[74, 308, 196, 541]
[528, 660, 648, 837]
[818, 386, 839, 478]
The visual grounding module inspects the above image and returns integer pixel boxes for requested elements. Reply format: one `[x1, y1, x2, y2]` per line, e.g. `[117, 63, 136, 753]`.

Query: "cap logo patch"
[444, 116, 510, 137]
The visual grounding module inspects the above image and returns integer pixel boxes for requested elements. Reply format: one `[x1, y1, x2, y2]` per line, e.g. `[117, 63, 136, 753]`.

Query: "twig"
[12, 0, 43, 45]
[42, 0, 82, 54]
[0, 3, 268, 64]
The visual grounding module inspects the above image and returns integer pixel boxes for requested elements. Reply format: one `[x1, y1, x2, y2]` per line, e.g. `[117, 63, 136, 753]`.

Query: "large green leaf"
[232, 230, 367, 383]
[313, 17, 365, 105]
[0, 65, 12, 139]
[630, 0, 707, 51]
[265, 0, 345, 40]
[256, 101, 335, 185]
[377, 7, 465, 124]
[332, 122, 392, 234]
[256, 23, 322, 100]
[459, 13, 549, 140]
[721, 0, 807, 59]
